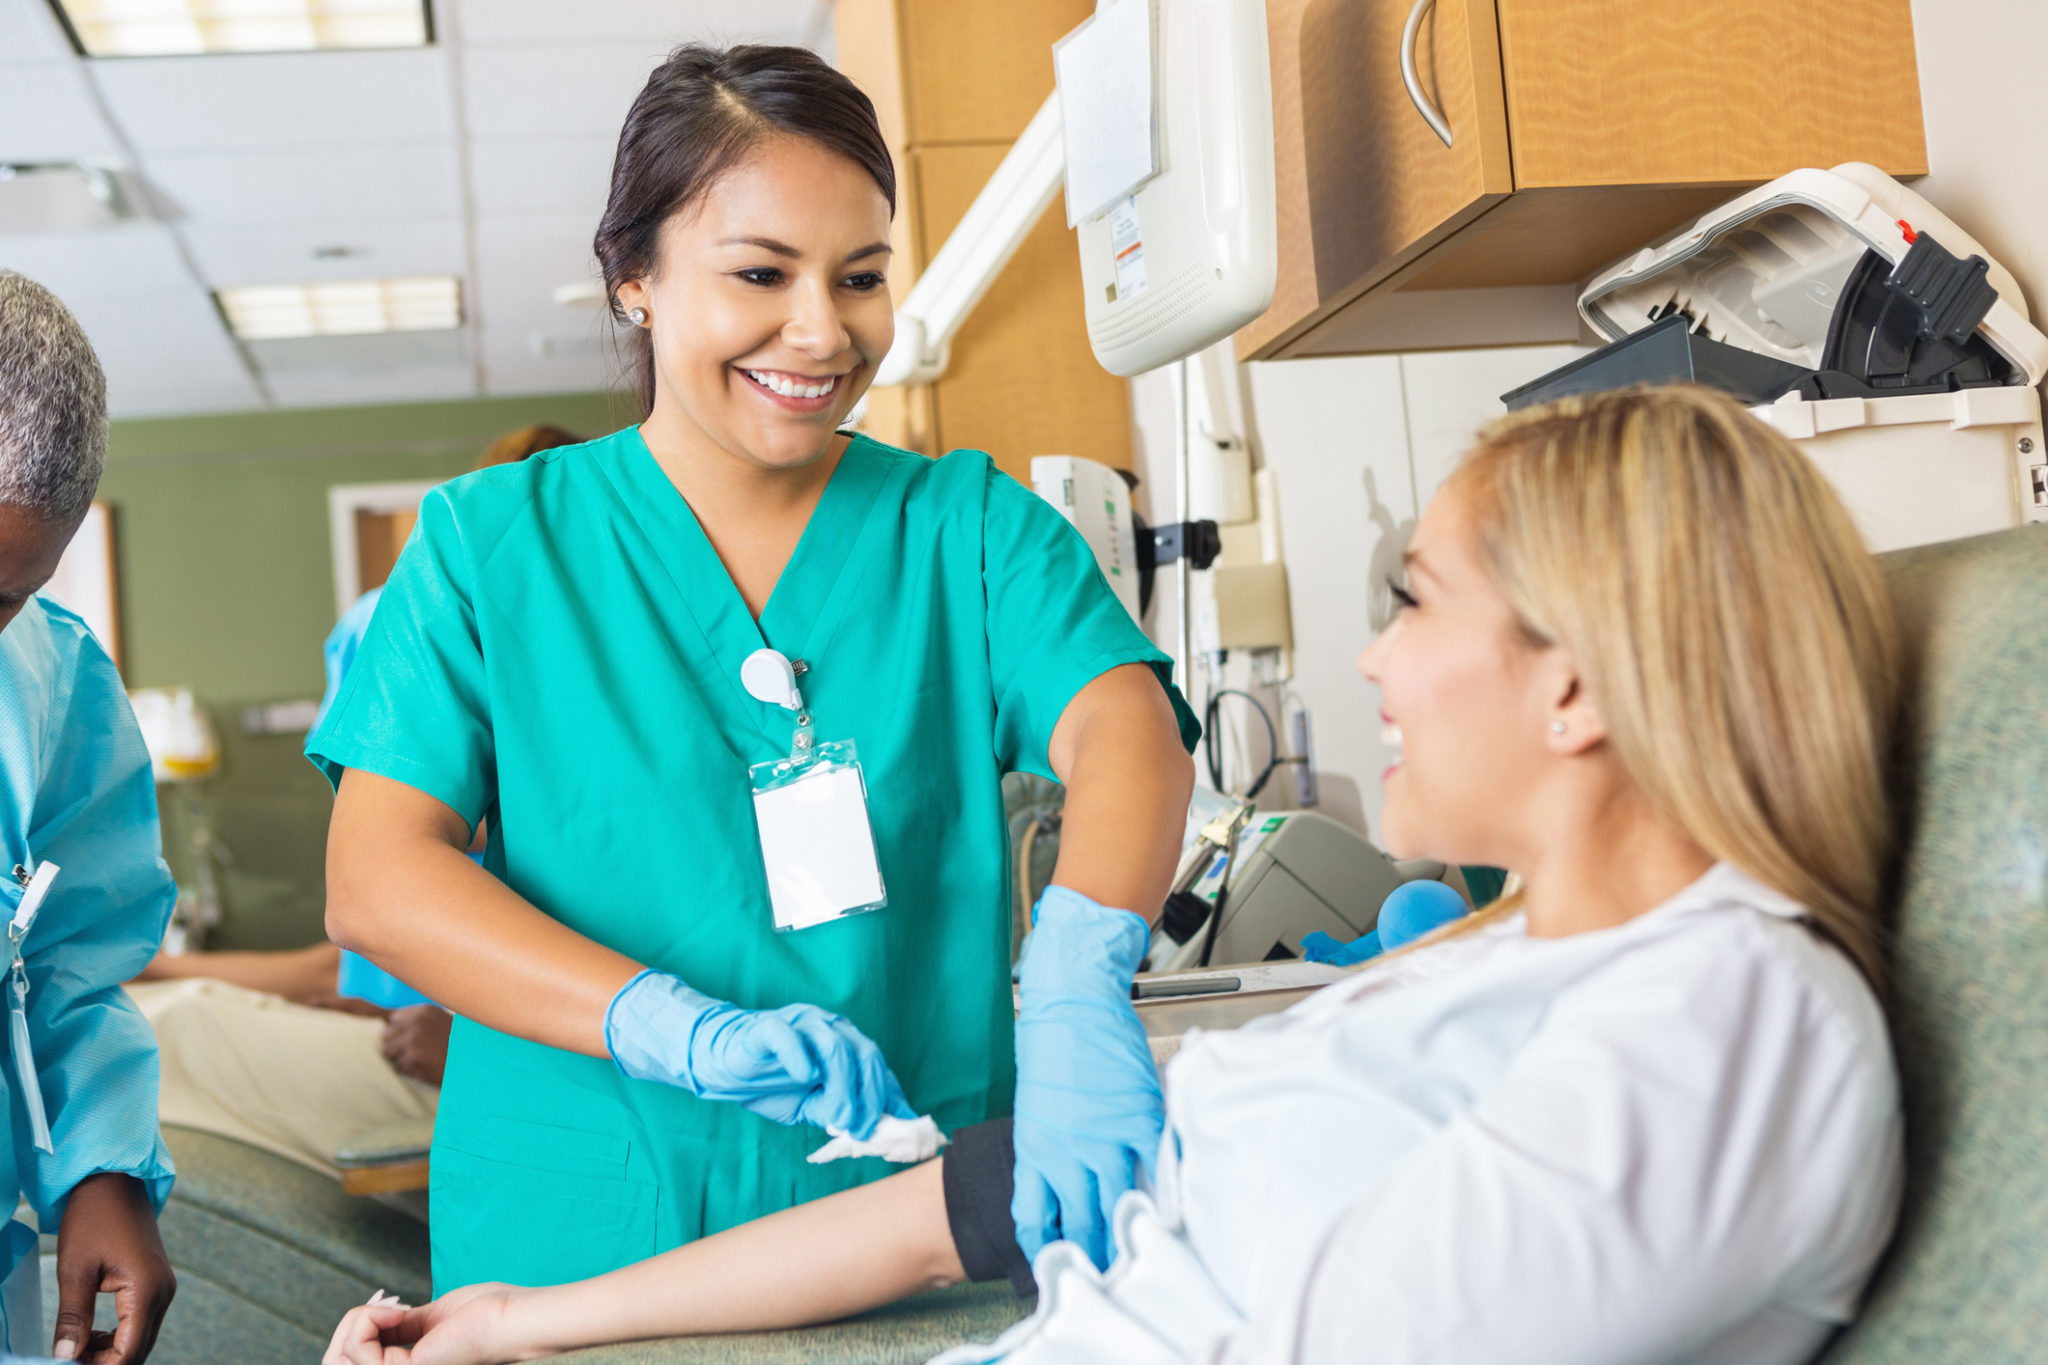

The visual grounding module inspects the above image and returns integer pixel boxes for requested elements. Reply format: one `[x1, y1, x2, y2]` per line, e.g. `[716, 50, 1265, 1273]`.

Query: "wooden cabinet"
[836, 0, 1132, 480]
[1239, 0, 1927, 360]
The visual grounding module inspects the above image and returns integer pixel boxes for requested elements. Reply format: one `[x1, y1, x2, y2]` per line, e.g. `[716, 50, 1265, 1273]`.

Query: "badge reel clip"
[741, 649, 888, 933]
[4, 861, 57, 1154]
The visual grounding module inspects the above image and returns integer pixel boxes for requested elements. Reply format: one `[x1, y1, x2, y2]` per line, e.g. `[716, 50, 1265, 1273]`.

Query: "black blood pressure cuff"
[941, 1118, 1037, 1296]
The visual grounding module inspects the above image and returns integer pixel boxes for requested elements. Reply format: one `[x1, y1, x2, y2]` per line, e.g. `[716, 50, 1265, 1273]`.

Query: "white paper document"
[1055, 0, 1158, 226]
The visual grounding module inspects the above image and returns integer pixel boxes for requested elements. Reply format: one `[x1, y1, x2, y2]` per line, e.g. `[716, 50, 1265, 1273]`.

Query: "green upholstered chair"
[41, 1125, 436, 1363]
[545, 1285, 1028, 1365]
[1821, 523, 2048, 1363]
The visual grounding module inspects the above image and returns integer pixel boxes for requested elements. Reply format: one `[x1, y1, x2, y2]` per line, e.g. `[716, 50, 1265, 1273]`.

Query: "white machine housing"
[1147, 810, 1469, 972]
[1032, 455, 1144, 623]
[1578, 163, 2048, 552]
[1068, 0, 1278, 377]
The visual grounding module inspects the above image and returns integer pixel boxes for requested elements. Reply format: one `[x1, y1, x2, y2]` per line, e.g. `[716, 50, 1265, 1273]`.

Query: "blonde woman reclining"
[328, 385, 1904, 1365]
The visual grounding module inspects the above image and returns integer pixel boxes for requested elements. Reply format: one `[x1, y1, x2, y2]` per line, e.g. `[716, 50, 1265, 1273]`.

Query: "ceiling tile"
[0, 224, 190, 299]
[453, 0, 820, 47]
[480, 347, 619, 401]
[467, 136, 612, 220]
[247, 327, 468, 374]
[474, 270, 607, 335]
[93, 48, 454, 155]
[76, 290, 262, 418]
[459, 43, 668, 140]
[477, 311, 620, 378]
[181, 218, 465, 286]
[143, 143, 461, 225]
[265, 363, 476, 408]
[64, 287, 239, 368]
[473, 212, 596, 287]
[0, 63, 122, 161]
[3, 10, 867, 418]
[107, 374, 266, 419]
[0, 0, 78, 62]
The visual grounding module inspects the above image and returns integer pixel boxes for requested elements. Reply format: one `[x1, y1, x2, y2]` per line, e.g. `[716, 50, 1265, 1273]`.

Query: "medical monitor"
[1062, 0, 1277, 377]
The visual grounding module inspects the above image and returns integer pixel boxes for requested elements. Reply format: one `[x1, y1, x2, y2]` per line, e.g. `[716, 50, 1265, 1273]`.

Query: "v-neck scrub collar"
[593, 427, 900, 751]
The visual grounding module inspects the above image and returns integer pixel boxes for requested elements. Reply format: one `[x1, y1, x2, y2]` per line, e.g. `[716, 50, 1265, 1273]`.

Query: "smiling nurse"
[308, 45, 1198, 1292]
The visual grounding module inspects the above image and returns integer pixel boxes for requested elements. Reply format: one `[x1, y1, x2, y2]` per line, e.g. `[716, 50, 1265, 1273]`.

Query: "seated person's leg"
[131, 978, 438, 1178]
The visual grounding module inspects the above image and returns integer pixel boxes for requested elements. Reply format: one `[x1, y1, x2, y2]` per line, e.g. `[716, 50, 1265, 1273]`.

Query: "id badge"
[749, 740, 888, 932]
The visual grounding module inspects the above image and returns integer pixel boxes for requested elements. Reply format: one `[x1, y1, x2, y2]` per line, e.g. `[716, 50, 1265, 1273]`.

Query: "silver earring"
[627, 306, 648, 326]
[1550, 720, 1567, 735]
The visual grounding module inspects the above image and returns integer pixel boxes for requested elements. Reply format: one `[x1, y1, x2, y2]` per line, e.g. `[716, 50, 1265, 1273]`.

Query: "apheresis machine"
[1506, 163, 2048, 552]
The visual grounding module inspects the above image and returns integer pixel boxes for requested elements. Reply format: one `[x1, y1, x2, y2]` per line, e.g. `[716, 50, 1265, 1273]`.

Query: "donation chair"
[1821, 523, 2048, 1363]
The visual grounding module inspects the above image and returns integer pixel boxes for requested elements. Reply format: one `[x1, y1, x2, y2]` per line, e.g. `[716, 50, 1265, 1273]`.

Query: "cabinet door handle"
[1400, 0, 1455, 148]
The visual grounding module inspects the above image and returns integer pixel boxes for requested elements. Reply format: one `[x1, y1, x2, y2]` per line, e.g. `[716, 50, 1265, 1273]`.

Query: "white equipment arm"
[874, 93, 1065, 388]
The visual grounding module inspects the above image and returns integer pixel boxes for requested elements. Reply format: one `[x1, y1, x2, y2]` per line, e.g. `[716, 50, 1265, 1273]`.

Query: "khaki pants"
[129, 979, 438, 1181]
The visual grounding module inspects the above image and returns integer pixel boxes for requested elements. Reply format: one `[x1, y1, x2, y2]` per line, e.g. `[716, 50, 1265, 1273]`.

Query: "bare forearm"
[1049, 667, 1194, 925]
[136, 941, 341, 999]
[326, 770, 641, 1056]
[508, 1161, 962, 1352]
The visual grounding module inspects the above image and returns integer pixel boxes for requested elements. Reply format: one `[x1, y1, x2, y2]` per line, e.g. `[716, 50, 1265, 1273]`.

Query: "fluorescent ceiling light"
[54, 0, 429, 57]
[216, 276, 461, 340]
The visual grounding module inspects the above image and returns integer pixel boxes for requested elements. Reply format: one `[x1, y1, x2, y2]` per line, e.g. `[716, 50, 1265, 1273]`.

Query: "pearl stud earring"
[628, 307, 648, 326]
[1550, 720, 1567, 735]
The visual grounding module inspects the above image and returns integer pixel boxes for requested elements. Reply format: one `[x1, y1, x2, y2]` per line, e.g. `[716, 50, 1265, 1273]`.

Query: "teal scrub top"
[307, 427, 1197, 1291]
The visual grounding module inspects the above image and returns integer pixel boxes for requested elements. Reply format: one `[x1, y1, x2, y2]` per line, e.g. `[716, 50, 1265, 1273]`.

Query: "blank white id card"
[750, 752, 887, 932]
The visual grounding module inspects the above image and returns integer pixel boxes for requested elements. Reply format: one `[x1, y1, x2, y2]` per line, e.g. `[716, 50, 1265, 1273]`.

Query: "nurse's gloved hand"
[605, 969, 914, 1139]
[1011, 885, 1163, 1273]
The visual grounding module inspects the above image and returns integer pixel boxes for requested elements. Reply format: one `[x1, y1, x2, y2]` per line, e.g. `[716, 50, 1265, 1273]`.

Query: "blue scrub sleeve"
[314, 585, 382, 731]
[19, 624, 176, 1226]
[980, 461, 1199, 779]
[306, 488, 496, 834]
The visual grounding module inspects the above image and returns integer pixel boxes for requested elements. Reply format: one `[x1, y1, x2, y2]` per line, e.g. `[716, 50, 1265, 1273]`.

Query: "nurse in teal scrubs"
[309, 44, 1198, 1292]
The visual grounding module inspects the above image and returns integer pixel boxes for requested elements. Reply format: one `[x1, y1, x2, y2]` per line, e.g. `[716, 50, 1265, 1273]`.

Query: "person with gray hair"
[0, 270, 179, 1363]
[0, 269, 107, 630]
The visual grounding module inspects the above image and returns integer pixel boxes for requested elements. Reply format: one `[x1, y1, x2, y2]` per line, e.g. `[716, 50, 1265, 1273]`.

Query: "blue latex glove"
[1301, 927, 1383, 965]
[1302, 879, 1471, 965]
[605, 969, 914, 1139]
[1011, 886, 1163, 1272]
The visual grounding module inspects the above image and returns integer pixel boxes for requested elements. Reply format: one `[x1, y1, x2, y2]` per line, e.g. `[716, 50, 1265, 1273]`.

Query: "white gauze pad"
[806, 1114, 948, 1165]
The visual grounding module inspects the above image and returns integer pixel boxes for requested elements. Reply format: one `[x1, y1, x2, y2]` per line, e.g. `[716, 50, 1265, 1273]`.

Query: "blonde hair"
[1402, 386, 1899, 985]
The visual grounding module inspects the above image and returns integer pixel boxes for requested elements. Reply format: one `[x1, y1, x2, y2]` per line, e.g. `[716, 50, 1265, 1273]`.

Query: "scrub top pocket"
[431, 1115, 659, 1290]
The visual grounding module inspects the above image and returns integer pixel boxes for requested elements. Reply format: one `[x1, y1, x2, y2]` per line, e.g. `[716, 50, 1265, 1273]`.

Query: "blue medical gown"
[319, 589, 433, 1012]
[0, 598, 176, 1283]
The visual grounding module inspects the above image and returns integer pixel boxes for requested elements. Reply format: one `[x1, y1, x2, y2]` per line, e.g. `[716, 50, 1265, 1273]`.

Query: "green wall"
[105, 391, 628, 949]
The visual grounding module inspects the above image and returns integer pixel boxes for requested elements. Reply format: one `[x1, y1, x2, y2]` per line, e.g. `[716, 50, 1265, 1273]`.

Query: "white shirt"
[933, 864, 1902, 1365]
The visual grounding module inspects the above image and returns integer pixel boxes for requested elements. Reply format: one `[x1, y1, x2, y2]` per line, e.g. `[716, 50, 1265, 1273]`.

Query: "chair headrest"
[1824, 523, 2048, 1361]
